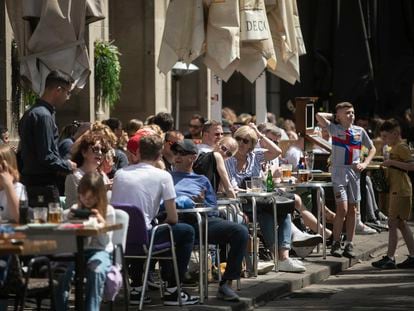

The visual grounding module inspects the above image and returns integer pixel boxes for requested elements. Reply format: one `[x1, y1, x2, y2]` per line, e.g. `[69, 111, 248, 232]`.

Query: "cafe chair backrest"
[113, 209, 129, 251]
[112, 203, 149, 256]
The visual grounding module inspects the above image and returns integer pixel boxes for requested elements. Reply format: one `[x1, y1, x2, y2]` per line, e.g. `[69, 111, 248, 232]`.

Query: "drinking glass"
[281, 164, 293, 181]
[304, 152, 315, 170]
[251, 177, 263, 192]
[48, 203, 62, 224]
[298, 169, 313, 183]
[33, 207, 48, 224]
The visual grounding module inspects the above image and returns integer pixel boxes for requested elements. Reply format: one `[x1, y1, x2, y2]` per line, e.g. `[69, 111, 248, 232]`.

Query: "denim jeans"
[258, 212, 292, 250]
[56, 250, 111, 311]
[128, 222, 195, 287]
[191, 217, 248, 281]
[242, 196, 293, 251]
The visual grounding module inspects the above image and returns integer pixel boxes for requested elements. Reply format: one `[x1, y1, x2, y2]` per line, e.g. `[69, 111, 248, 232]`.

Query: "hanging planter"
[94, 40, 121, 109]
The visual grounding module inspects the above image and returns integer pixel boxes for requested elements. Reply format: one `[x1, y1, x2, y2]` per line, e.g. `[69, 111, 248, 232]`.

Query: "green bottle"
[266, 167, 274, 192]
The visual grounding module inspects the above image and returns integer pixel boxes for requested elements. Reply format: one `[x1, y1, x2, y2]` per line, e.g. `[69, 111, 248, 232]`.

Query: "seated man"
[111, 134, 198, 306]
[170, 139, 248, 302]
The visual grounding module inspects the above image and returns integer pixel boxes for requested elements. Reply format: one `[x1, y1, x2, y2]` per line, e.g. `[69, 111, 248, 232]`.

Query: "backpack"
[103, 264, 123, 301]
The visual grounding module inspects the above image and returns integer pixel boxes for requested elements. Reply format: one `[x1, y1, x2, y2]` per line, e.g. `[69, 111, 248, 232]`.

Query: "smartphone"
[72, 208, 93, 219]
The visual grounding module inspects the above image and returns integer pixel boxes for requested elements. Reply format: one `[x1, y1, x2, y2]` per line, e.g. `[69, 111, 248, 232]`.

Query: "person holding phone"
[58, 172, 115, 311]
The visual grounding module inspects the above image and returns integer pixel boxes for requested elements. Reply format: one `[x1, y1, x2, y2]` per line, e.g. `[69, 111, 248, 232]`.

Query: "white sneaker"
[292, 232, 323, 247]
[355, 224, 377, 235]
[278, 258, 306, 273]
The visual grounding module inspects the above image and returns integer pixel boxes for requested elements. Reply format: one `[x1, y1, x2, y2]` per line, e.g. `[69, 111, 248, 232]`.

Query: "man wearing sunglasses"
[170, 139, 248, 302]
[184, 114, 205, 143]
[18, 70, 77, 205]
[197, 120, 224, 153]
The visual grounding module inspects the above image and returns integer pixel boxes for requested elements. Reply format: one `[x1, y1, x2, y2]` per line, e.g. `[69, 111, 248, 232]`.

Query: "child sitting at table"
[57, 172, 115, 311]
[0, 145, 25, 223]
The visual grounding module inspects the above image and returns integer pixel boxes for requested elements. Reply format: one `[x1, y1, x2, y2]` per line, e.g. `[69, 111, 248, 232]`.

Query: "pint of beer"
[48, 203, 62, 224]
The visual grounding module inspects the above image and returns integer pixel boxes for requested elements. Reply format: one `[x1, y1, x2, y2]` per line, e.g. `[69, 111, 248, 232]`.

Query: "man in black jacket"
[18, 70, 77, 206]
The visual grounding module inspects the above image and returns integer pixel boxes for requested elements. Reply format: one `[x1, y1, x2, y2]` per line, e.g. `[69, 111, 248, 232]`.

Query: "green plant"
[94, 41, 121, 108]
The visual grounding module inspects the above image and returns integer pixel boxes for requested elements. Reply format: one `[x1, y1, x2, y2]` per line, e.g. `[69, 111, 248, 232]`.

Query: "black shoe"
[130, 287, 152, 305]
[396, 256, 414, 269]
[163, 289, 199, 306]
[330, 241, 342, 258]
[372, 256, 396, 269]
[343, 243, 356, 258]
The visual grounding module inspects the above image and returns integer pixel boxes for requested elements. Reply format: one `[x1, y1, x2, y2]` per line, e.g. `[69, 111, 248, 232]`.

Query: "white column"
[209, 71, 222, 122]
[255, 72, 267, 124]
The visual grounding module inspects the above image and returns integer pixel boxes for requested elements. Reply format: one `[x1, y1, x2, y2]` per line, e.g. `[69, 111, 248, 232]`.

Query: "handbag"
[103, 264, 123, 301]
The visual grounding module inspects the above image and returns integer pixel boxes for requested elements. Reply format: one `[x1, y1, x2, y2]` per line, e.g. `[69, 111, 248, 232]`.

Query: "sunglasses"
[90, 145, 106, 154]
[172, 150, 194, 156]
[235, 137, 250, 144]
[220, 145, 233, 157]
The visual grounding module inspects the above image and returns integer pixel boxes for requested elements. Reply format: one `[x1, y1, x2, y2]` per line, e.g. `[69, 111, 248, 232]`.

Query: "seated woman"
[65, 134, 111, 208]
[193, 136, 239, 198]
[225, 124, 306, 272]
[0, 145, 24, 223]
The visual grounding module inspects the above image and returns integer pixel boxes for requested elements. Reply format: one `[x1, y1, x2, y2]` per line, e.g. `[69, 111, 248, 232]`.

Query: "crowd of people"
[1, 70, 414, 310]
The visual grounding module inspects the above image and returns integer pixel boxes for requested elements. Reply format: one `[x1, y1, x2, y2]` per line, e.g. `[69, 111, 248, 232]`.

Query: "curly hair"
[71, 133, 111, 167]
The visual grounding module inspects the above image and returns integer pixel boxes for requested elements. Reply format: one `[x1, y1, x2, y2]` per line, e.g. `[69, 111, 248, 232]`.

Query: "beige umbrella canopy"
[5, 0, 105, 96]
[158, 0, 305, 84]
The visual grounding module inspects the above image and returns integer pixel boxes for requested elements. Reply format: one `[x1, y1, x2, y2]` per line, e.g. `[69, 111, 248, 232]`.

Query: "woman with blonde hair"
[0, 145, 24, 223]
[225, 124, 307, 272]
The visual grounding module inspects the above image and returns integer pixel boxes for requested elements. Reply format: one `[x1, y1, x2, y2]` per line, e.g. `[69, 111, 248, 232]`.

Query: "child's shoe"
[372, 256, 396, 269]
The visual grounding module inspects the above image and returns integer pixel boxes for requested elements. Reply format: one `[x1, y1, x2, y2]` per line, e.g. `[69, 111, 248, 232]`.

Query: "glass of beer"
[33, 207, 48, 224]
[48, 203, 62, 224]
[281, 164, 293, 182]
[298, 169, 313, 183]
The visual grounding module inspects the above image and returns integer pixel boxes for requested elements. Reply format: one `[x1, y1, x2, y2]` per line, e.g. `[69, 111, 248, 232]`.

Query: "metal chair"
[112, 203, 182, 310]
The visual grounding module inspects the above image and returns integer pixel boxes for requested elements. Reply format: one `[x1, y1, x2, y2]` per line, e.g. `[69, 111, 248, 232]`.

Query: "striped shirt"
[225, 150, 265, 188]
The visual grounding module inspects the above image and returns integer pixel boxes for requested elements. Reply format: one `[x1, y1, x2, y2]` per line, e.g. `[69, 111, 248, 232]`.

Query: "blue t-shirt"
[171, 171, 218, 215]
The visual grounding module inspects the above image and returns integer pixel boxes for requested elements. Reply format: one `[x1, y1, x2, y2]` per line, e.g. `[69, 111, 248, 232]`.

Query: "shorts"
[388, 195, 412, 220]
[331, 166, 360, 204]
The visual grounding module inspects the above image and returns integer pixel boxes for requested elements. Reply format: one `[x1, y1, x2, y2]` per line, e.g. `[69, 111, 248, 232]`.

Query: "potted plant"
[94, 41, 121, 117]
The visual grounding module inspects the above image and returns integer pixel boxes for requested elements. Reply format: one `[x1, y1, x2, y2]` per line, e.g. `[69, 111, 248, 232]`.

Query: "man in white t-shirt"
[111, 134, 198, 306]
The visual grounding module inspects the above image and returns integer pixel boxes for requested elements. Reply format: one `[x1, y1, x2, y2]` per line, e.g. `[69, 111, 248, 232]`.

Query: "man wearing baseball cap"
[170, 139, 248, 302]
